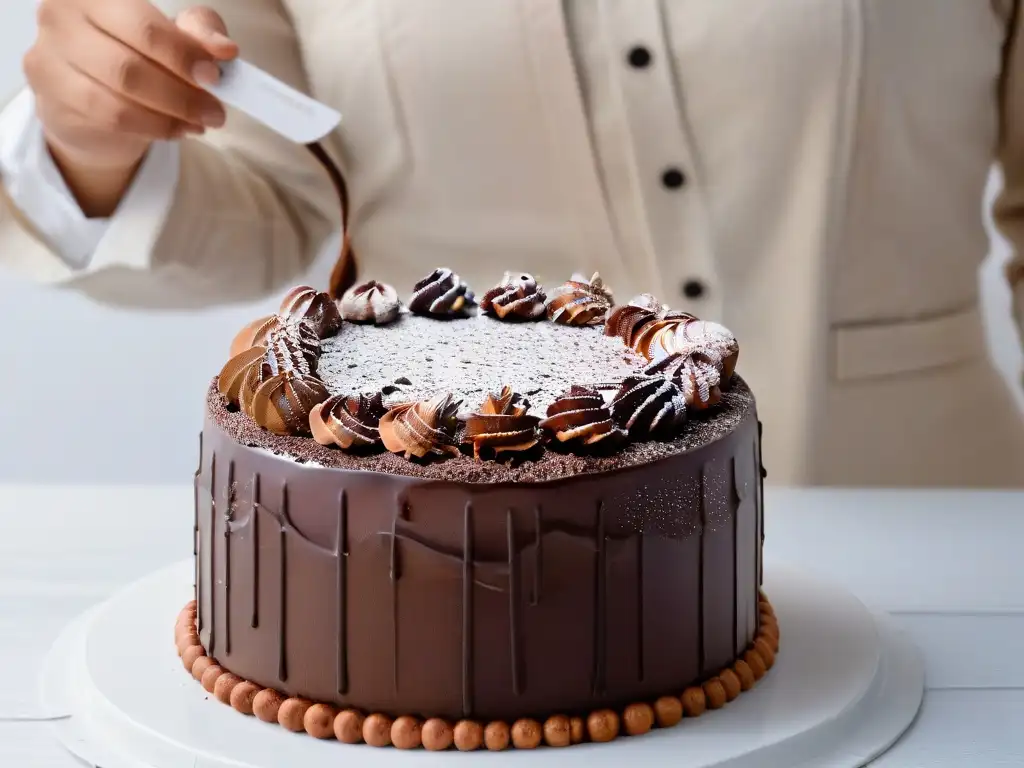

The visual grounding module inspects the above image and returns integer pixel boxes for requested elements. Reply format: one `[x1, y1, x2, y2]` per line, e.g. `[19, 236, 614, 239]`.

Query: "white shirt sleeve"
[0, 87, 180, 271]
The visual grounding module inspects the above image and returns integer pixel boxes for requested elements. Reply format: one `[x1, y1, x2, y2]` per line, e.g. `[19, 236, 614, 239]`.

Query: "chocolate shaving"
[463, 386, 542, 459]
[408, 268, 476, 318]
[609, 375, 687, 439]
[546, 272, 614, 326]
[538, 385, 626, 452]
[480, 272, 547, 321]
[379, 392, 463, 459]
[310, 392, 387, 449]
[340, 281, 401, 325]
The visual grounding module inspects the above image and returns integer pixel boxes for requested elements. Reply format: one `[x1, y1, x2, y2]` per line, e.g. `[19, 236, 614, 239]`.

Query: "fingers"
[175, 6, 238, 58]
[25, 48, 194, 142]
[176, 6, 239, 86]
[57, 17, 224, 129]
[84, 2, 235, 89]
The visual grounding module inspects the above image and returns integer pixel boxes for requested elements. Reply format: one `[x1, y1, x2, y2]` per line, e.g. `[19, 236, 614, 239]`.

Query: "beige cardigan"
[2, 0, 1024, 487]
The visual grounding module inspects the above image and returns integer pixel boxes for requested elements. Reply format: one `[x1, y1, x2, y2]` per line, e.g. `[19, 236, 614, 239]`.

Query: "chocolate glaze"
[195, 383, 764, 722]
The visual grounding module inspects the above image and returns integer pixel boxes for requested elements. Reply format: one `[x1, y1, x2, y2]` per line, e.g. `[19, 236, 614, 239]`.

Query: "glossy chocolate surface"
[194, 386, 764, 721]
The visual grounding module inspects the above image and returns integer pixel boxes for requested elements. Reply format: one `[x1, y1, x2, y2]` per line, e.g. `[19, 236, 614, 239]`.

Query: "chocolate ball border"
[174, 593, 780, 750]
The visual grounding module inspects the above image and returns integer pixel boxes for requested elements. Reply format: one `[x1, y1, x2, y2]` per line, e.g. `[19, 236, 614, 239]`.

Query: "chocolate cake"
[181, 270, 776, 751]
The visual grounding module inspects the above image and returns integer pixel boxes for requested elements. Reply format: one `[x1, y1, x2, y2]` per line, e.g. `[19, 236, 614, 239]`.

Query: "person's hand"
[22, 2, 239, 216]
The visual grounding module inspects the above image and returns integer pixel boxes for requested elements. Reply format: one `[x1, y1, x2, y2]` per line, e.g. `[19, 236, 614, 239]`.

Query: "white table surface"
[2, 485, 1022, 767]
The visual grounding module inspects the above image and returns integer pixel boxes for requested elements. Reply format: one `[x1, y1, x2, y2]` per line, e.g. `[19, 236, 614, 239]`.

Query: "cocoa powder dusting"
[317, 312, 645, 418]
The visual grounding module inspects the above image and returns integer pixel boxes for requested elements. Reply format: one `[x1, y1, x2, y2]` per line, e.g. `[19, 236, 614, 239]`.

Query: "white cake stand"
[39, 559, 923, 768]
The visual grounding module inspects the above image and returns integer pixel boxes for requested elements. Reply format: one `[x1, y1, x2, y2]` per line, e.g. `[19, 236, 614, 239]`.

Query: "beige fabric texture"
[2, 0, 1023, 487]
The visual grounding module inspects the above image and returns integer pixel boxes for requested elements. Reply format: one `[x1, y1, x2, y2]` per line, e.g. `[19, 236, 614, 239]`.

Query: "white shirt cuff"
[0, 87, 179, 272]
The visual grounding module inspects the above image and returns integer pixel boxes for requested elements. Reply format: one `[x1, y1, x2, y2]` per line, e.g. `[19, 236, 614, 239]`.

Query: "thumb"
[176, 6, 239, 65]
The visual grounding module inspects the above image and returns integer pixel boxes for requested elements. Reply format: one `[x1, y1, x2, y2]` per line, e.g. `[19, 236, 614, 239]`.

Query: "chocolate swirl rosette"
[310, 392, 388, 450]
[609, 375, 687, 439]
[538, 386, 626, 451]
[379, 393, 463, 459]
[340, 281, 401, 325]
[218, 320, 330, 435]
[480, 273, 547, 321]
[279, 285, 343, 339]
[644, 352, 722, 409]
[546, 272, 614, 326]
[464, 386, 542, 459]
[604, 294, 695, 356]
[248, 371, 331, 436]
[408, 268, 476, 318]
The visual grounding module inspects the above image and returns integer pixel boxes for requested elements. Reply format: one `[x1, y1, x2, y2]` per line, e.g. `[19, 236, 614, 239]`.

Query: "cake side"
[193, 391, 764, 722]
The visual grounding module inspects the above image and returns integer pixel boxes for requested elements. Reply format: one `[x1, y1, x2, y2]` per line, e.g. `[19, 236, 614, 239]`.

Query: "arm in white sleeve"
[0, 0, 339, 310]
[0, 87, 179, 271]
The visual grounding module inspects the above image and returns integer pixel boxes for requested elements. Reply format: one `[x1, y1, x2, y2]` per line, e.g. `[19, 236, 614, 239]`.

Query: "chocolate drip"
[390, 499, 403, 581]
[636, 534, 645, 682]
[224, 461, 235, 655]
[278, 483, 288, 682]
[337, 490, 349, 695]
[506, 509, 522, 697]
[531, 506, 543, 606]
[757, 420, 765, 589]
[306, 141, 357, 300]
[697, 466, 706, 676]
[462, 503, 475, 714]
[754, 437, 762, 619]
[591, 501, 607, 696]
[391, 498, 407, 693]
[251, 473, 260, 629]
[731, 457, 740, 657]
[193, 433, 201, 625]
[209, 452, 217, 658]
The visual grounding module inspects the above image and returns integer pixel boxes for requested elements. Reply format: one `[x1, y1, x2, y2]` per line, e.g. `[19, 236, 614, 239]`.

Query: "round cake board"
[39, 559, 923, 768]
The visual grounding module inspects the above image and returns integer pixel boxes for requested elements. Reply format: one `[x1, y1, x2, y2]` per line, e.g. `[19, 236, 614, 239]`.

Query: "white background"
[0, 2, 1021, 484]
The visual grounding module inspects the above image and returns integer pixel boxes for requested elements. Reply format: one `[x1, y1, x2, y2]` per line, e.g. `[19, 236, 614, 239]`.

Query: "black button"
[661, 168, 686, 189]
[681, 279, 705, 299]
[627, 46, 652, 69]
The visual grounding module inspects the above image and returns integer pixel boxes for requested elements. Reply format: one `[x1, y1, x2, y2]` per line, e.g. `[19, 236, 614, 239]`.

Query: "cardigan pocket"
[831, 304, 986, 381]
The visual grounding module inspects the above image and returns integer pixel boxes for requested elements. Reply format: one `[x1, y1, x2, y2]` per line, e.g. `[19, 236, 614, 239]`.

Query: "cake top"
[212, 269, 747, 481]
[316, 312, 645, 419]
